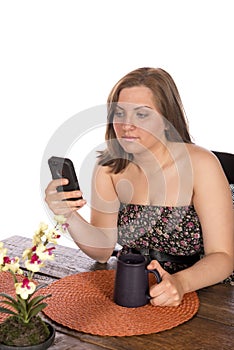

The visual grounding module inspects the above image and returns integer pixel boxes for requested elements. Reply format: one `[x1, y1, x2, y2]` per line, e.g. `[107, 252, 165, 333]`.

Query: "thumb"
[147, 259, 167, 278]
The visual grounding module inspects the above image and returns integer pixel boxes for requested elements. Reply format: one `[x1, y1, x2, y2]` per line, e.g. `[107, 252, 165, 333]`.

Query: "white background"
[0, 0, 233, 248]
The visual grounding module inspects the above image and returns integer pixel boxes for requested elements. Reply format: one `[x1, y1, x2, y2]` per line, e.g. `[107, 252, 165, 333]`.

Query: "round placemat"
[41, 270, 199, 336]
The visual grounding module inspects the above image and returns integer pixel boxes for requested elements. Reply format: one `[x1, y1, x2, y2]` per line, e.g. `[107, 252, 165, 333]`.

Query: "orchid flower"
[54, 215, 69, 233]
[0, 215, 68, 324]
[25, 253, 44, 272]
[35, 243, 55, 261]
[45, 228, 61, 244]
[15, 278, 36, 299]
[0, 242, 7, 267]
[2, 256, 23, 274]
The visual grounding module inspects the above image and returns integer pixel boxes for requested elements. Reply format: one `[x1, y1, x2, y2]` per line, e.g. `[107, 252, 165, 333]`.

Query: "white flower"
[46, 229, 60, 244]
[0, 242, 7, 266]
[54, 215, 67, 224]
[15, 278, 36, 299]
[38, 222, 48, 232]
[36, 243, 55, 261]
[2, 256, 22, 274]
[25, 254, 44, 272]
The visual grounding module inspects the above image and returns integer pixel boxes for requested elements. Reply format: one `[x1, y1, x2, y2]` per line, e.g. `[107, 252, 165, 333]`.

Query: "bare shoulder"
[92, 162, 117, 198]
[186, 144, 223, 175]
[186, 143, 216, 160]
[185, 144, 231, 202]
[92, 161, 114, 181]
[91, 161, 119, 209]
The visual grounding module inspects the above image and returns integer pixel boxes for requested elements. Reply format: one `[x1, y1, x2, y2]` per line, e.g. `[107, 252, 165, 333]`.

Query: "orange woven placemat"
[41, 270, 199, 336]
[0, 270, 199, 336]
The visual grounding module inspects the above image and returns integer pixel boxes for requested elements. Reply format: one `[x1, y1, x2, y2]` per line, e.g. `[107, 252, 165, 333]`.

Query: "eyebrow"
[116, 104, 153, 110]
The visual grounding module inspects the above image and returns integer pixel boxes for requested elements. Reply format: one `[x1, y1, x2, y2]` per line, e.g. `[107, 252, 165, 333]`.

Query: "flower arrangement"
[0, 215, 69, 348]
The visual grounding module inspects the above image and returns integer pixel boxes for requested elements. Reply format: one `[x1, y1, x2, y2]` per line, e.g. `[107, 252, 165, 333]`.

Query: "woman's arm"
[178, 149, 233, 287]
[45, 163, 120, 262]
[148, 148, 234, 306]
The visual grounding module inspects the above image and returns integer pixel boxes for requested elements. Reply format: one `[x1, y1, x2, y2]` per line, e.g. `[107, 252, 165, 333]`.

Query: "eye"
[114, 110, 125, 118]
[136, 112, 148, 119]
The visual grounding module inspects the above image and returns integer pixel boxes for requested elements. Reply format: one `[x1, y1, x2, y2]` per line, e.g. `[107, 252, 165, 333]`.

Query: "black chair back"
[212, 151, 234, 184]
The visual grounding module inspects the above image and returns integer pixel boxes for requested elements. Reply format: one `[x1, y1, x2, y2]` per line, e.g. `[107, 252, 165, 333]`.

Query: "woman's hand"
[45, 178, 86, 217]
[147, 260, 185, 307]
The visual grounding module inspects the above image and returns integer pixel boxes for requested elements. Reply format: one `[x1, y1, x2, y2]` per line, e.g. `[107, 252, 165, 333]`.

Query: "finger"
[65, 198, 87, 209]
[45, 179, 68, 194]
[46, 189, 83, 203]
[150, 283, 181, 307]
[150, 294, 180, 307]
[149, 279, 182, 307]
[147, 259, 167, 278]
[62, 190, 84, 201]
[47, 196, 82, 213]
[147, 259, 161, 270]
[49, 196, 86, 211]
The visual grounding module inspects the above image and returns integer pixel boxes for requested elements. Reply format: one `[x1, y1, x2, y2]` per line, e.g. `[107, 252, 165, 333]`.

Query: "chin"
[119, 140, 145, 154]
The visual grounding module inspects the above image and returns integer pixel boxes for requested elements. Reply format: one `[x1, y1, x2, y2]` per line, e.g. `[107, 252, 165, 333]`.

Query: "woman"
[45, 67, 234, 306]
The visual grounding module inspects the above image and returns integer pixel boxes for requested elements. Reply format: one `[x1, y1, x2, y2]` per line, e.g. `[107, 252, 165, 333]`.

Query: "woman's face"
[113, 86, 166, 155]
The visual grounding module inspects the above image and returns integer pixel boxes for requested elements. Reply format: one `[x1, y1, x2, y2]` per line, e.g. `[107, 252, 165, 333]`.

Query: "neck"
[133, 142, 172, 174]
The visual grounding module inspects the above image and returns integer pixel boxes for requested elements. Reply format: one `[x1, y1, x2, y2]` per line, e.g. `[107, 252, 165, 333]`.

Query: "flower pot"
[0, 323, 55, 350]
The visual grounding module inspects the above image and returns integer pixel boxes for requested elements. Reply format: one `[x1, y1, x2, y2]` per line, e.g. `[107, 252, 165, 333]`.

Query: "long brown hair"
[98, 67, 192, 173]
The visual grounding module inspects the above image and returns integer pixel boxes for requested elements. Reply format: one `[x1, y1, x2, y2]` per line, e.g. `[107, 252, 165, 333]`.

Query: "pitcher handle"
[146, 269, 162, 300]
[148, 268, 162, 283]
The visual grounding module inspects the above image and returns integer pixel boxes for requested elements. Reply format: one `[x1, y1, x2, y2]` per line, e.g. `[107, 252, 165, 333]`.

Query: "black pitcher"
[113, 253, 161, 308]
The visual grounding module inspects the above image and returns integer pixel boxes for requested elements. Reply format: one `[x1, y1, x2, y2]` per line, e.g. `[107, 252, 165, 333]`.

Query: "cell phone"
[48, 156, 82, 201]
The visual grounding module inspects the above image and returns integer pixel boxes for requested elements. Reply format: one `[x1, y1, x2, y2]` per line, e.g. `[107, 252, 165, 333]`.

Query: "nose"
[122, 122, 135, 131]
[121, 114, 136, 130]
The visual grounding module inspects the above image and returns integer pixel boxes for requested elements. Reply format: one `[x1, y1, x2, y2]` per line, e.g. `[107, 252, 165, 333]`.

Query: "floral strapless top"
[117, 203, 203, 272]
[117, 184, 234, 284]
[117, 202, 233, 284]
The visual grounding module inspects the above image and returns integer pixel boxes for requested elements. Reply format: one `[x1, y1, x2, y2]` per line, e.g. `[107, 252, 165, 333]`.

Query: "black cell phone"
[48, 156, 82, 201]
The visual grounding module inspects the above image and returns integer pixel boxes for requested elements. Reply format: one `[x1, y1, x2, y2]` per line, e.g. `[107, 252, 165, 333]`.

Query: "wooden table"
[2, 235, 234, 350]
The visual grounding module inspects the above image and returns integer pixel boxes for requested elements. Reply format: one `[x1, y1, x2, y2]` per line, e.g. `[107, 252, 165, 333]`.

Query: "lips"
[121, 136, 139, 142]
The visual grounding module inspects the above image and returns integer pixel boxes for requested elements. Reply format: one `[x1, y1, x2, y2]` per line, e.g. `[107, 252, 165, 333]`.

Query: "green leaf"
[27, 283, 48, 300]
[16, 295, 27, 313]
[28, 294, 52, 310]
[0, 294, 19, 310]
[27, 302, 48, 320]
[8, 269, 18, 284]
[0, 293, 17, 304]
[0, 300, 21, 312]
[0, 306, 18, 316]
